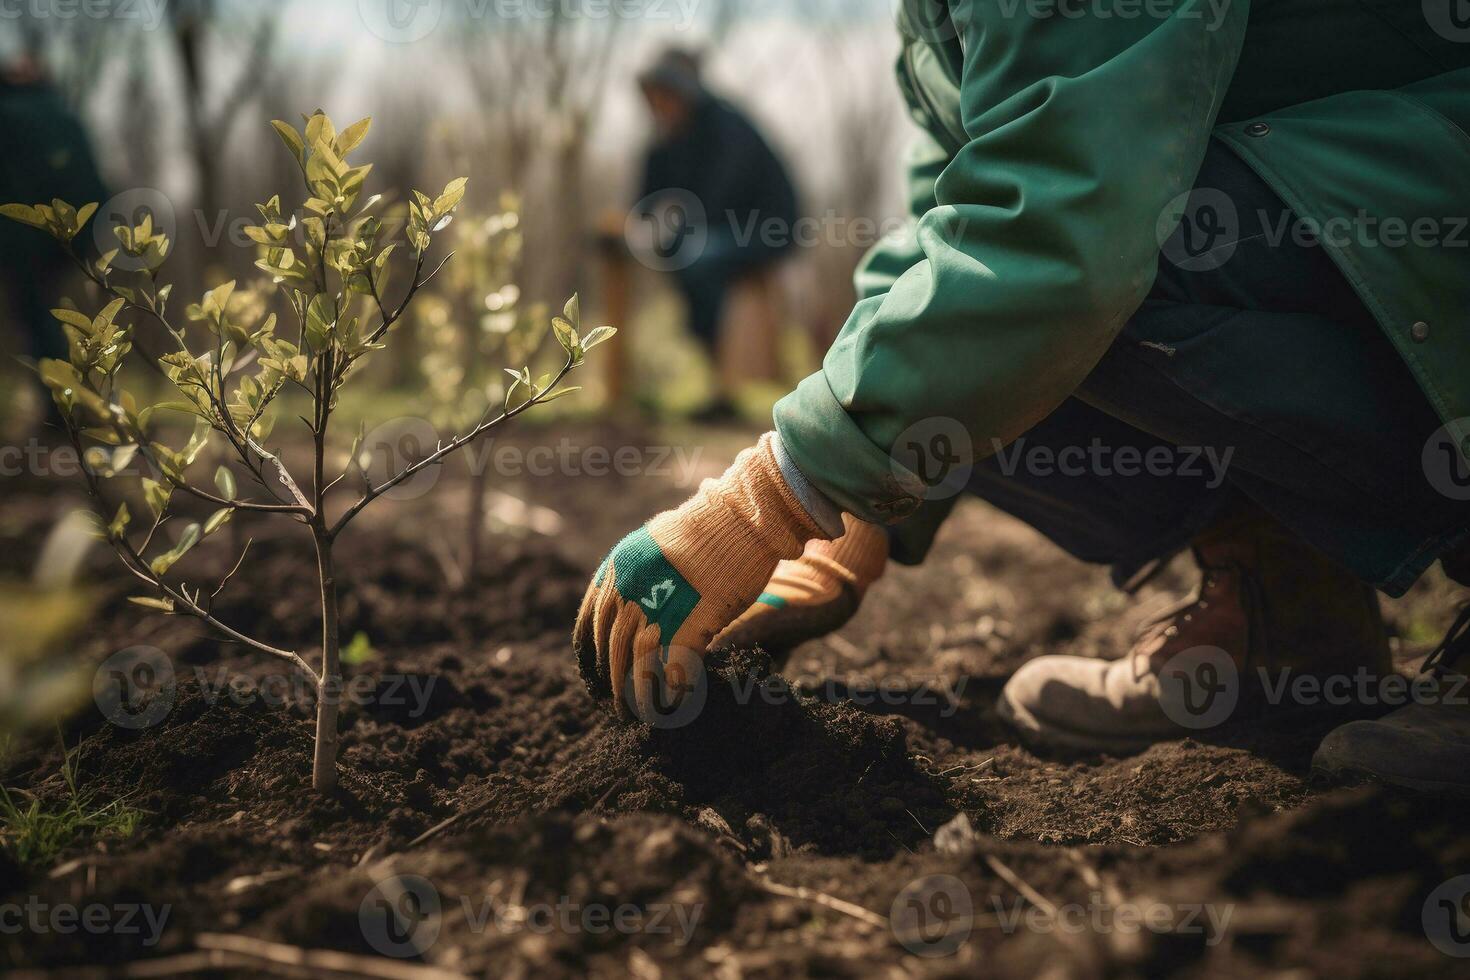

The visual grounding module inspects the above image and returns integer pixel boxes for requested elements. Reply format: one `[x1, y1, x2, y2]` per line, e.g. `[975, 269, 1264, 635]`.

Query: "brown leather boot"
[999, 503, 1392, 753]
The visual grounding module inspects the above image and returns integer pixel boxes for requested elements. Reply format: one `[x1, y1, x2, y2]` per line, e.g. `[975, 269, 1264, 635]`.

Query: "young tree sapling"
[2, 110, 615, 792]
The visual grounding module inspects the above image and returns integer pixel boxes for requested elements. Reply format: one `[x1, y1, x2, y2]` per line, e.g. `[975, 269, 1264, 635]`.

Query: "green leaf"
[51, 199, 76, 233]
[205, 280, 236, 318]
[111, 444, 139, 474]
[128, 596, 175, 612]
[149, 522, 200, 577]
[203, 508, 232, 536]
[304, 111, 336, 149]
[271, 120, 306, 163]
[93, 297, 126, 335]
[51, 308, 92, 332]
[81, 427, 121, 446]
[503, 369, 527, 411]
[551, 316, 578, 353]
[75, 201, 98, 229]
[563, 293, 581, 330]
[579, 325, 616, 353]
[342, 631, 376, 665]
[83, 446, 111, 474]
[145, 401, 202, 418]
[538, 385, 583, 404]
[433, 176, 468, 216]
[108, 502, 131, 540]
[214, 466, 236, 499]
[305, 294, 336, 350]
[142, 478, 172, 519]
[250, 412, 275, 443]
[0, 203, 47, 229]
[181, 416, 212, 467]
[336, 116, 371, 155]
[77, 509, 107, 541]
[178, 522, 202, 552]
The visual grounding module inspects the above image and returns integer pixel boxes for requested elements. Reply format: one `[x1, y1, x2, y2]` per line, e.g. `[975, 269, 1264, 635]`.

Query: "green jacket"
[774, 0, 1470, 535]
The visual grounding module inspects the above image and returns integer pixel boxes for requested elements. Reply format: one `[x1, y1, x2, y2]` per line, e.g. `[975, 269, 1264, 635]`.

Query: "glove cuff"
[772, 430, 845, 537]
[804, 513, 889, 594]
[649, 433, 826, 621]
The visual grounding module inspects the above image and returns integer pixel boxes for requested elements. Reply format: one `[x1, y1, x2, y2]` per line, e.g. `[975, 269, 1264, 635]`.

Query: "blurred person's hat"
[638, 47, 704, 102]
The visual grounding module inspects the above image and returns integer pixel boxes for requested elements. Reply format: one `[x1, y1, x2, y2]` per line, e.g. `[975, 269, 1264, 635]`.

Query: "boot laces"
[1134, 561, 1268, 667]
[1421, 602, 1470, 677]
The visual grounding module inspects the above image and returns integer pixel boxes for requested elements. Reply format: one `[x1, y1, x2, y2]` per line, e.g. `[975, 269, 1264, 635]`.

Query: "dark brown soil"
[2, 425, 1467, 977]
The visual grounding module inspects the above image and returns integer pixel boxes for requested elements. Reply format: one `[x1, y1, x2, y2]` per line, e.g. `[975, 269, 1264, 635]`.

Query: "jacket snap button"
[1245, 122, 1270, 137]
[1411, 321, 1431, 342]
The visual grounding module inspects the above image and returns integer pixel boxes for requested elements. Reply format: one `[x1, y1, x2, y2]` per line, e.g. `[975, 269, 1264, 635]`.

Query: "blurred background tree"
[2, 0, 908, 437]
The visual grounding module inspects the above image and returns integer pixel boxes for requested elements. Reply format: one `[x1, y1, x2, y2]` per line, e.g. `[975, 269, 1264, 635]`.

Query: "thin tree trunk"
[311, 525, 340, 792]
[465, 465, 489, 588]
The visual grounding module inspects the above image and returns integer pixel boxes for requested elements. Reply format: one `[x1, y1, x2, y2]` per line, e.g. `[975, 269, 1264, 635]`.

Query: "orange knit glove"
[574, 433, 825, 721]
[715, 513, 888, 655]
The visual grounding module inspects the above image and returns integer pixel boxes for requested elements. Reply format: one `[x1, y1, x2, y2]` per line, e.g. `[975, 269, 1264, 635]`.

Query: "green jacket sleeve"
[851, 127, 949, 304]
[775, 0, 1250, 523]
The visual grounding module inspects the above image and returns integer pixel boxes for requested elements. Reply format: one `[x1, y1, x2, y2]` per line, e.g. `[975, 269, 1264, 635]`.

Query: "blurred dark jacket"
[0, 79, 107, 264]
[638, 93, 798, 258]
[0, 78, 107, 362]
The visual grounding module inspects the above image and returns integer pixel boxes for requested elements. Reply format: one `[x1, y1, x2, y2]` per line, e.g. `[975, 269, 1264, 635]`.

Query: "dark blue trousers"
[916, 141, 1468, 596]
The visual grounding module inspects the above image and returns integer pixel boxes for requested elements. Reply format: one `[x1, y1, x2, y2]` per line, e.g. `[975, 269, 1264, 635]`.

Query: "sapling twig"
[3, 110, 615, 793]
[407, 196, 552, 582]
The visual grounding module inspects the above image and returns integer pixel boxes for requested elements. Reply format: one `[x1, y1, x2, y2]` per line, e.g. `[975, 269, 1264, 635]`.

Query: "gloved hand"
[574, 433, 825, 720]
[715, 513, 888, 656]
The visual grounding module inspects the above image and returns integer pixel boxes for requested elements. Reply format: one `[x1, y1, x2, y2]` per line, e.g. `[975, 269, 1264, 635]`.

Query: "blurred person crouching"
[634, 48, 798, 422]
[0, 54, 108, 433]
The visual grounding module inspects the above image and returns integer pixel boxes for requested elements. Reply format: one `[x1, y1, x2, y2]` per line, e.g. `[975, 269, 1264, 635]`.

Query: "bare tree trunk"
[311, 525, 340, 793]
[465, 465, 489, 587]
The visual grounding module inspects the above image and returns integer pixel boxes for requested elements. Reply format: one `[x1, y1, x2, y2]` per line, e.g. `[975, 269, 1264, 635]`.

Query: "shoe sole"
[1309, 762, 1470, 798]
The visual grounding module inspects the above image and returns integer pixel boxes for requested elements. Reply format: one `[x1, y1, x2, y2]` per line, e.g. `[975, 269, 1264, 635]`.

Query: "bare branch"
[210, 538, 253, 600]
[327, 356, 576, 538]
[243, 435, 314, 512]
[65, 428, 317, 683]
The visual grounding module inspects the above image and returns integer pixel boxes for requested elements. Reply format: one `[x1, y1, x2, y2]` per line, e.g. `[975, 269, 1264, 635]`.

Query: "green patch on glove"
[598, 527, 701, 651]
